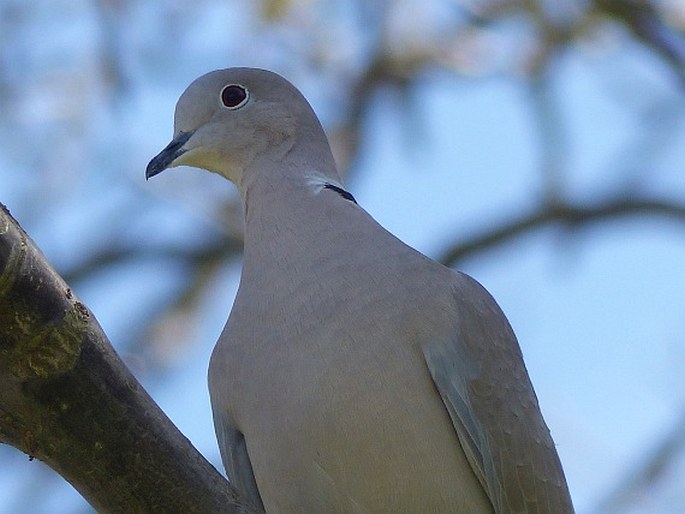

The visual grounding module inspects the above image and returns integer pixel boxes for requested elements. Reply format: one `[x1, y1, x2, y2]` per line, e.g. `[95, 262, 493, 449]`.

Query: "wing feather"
[213, 411, 265, 512]
[422, 272, 574, 514]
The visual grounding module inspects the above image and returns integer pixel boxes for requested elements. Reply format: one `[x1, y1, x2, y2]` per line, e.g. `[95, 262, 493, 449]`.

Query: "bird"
[146, 67, 574, 514]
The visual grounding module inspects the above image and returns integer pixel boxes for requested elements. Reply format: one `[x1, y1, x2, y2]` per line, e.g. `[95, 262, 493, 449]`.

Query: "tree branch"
[593, 406, 685, 513]
[595, 0, 685, 87]
[439, 195, 685, 266]
[0, 203, 260, 513]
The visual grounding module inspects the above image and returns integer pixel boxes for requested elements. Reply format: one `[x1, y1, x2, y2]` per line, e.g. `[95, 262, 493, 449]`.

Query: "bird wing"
[422, 272, 574, 514]
[212, 410, 265, 512]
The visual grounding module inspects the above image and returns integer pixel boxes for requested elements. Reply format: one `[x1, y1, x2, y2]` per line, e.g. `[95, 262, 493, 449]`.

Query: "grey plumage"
[147, 68, 574, 514]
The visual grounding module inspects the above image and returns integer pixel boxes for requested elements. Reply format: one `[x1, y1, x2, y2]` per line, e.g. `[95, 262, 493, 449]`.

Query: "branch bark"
[0, 204, 260, 513]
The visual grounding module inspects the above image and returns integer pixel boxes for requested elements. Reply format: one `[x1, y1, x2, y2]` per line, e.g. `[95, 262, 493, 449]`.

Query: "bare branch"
[595, 0, 685, 86]
[439, 195, 685, 267]
[593, 407, 685, 514]
[61, 237, 242, 286]
[0, 203, 260, 514]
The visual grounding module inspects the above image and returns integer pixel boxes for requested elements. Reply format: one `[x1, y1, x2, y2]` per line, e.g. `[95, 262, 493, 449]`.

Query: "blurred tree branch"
[0, 204, 260, 514]
[595, 0, 685, 86]
[594, 406, 685, 513]
[439, 195, 685, 266]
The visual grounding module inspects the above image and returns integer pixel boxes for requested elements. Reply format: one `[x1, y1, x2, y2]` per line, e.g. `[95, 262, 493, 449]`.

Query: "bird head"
[146, 68, 336, 187]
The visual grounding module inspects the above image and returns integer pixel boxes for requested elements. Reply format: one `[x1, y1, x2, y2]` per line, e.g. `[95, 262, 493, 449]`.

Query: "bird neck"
[236, 158, 350, 284]
[237, 135, 342, 214]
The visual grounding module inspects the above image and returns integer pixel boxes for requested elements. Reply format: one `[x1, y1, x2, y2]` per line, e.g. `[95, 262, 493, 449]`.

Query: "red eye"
[221, 85, 248, 108]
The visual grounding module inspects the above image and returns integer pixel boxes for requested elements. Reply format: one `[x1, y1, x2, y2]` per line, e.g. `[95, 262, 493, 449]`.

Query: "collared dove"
[147, 68, 574, 514]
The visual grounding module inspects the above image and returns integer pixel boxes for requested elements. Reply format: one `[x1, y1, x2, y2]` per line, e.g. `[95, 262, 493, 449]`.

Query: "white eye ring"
[220, 84, 249, 109]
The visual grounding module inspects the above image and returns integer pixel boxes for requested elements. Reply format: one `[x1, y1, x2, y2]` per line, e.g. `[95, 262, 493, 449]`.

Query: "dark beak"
[145, 131, 194, 180]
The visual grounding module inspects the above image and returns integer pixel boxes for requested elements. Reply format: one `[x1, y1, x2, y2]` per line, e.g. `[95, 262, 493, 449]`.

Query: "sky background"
[1, 1, 685, 513]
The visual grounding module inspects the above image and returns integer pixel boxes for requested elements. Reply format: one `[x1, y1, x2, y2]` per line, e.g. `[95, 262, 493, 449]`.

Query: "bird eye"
[220, 84, 249, 109]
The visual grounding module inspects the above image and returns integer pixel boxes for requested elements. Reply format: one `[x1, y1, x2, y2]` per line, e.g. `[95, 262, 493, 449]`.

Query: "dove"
[147, 67, 574, 514]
